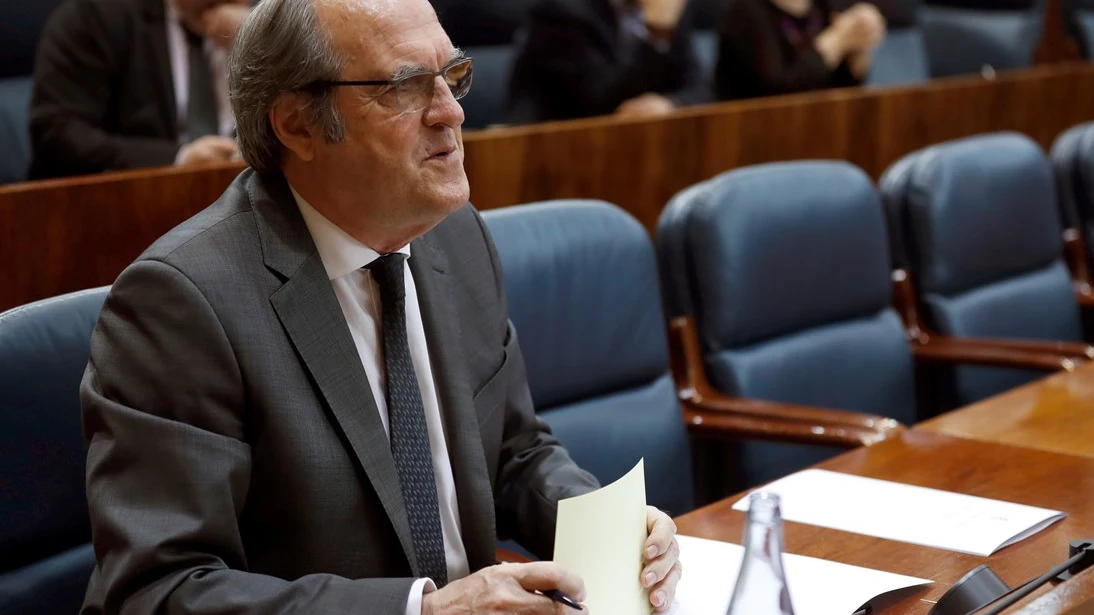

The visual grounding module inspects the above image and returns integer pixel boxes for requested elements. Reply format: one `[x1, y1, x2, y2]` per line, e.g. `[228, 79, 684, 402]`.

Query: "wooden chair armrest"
[668, 316, 904, 449]
[912, 335, 1086, 371]
[495, 547, 532, 564]
[680, 394, 904, 448]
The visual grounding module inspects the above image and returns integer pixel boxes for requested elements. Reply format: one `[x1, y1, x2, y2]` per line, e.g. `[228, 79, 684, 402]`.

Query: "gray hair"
[228, 0, 347, 174]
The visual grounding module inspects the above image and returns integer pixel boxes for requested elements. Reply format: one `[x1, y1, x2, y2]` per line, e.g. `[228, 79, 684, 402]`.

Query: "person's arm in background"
[513, 0, 690, 120]
[621, 0, 712, 115]
[715, 0, 874, 99]
[30, 0, 181, 177]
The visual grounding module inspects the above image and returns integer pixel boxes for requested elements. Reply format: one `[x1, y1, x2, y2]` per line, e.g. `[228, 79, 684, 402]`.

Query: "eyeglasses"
[309, 57, 474, 114]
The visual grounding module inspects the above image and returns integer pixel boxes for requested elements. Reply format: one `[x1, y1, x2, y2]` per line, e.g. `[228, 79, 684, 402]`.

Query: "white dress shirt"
[291, 187, 470, 615]
[164, 0, 235, 142]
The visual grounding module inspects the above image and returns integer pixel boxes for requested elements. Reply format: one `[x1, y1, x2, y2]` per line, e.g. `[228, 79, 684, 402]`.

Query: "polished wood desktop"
[675, 430, 1094, 614]
[920, 362, 1094, 459]
[4, 63, 1094, 312]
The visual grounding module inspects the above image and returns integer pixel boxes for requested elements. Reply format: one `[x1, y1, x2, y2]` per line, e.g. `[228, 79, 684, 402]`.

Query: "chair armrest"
[495, 547, 532, 564]
[668, 317, 904, 449]
[911, 335, 1086, 371]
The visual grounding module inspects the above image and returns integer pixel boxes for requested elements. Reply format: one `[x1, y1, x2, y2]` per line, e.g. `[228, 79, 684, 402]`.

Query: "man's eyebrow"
[388, 48, 467, 81]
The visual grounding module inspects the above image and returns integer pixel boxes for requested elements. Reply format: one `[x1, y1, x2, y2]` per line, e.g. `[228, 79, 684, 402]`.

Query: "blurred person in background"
[715, 0, 886, 100]
[29, 0, 251, 179]
[503, 0, 710, 124]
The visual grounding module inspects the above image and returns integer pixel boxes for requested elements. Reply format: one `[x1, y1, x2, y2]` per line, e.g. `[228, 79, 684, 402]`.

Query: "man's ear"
[269, 91, 319, 163]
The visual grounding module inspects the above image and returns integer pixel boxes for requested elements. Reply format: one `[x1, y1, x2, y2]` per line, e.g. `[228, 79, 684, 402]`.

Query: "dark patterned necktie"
[184, 29, 219, 142]
[367, 254, 448, 586]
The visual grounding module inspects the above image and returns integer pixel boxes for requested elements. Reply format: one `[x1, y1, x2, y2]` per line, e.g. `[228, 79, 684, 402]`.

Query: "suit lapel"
[250, 171, 418, 574]
[410, 236, 498, 571]
[142, 0, 177, 137]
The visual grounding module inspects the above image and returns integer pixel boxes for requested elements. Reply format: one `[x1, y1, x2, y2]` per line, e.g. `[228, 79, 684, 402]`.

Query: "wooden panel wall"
[3, 63, 1094, 312]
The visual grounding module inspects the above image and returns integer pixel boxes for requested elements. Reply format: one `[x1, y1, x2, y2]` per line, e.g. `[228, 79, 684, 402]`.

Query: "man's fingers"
[509, 562, 587, 601]
[641, 537, 680, 587]
[650, 560, 683, 612]
[645, 506, 676, 560]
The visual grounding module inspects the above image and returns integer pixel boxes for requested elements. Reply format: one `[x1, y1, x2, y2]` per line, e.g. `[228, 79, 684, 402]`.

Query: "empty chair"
[482, 201, 696, 515]
[462, 45, 516, 130]
[880, 132, 1085, 405]
[867, 27, 931, 86]
[657, 162, 917, 489]
[1051, 121, 1094, 274]
[0, 287, 109, 615]
[919, 0, 1045, 77]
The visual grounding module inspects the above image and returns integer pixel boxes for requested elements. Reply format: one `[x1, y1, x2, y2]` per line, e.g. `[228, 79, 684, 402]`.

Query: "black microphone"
[928, 539, 1094, 615]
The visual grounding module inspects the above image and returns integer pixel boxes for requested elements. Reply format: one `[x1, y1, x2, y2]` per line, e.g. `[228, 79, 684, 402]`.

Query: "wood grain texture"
[675, 430, 1094, 614]
[5, 64, 1094, 311]
[920, 361, 1094, 459]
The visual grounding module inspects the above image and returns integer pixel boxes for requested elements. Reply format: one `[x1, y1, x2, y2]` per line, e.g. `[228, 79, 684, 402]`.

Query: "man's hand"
[422, 561, 587, 615]
[643, 506, 681, 612]
[201, 2, 251, 51]
[835, 3, 886, 55]
[637, 0, 688, 32]
[615, 93, 676, 118]
[176, 135, 239, 166]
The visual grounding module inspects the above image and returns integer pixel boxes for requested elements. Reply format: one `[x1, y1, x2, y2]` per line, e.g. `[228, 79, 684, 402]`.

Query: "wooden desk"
[920, 362, 1094, 459]
[675, 431, 1094, 614]
[5, 64, 1094, 312]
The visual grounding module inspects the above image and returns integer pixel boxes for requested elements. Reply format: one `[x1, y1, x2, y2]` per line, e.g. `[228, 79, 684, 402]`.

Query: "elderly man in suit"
[29, 0, 249, 179]
[79, 0, 682, 613]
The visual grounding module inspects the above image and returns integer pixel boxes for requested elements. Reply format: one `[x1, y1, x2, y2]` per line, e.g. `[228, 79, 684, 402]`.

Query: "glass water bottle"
[726, 491, 796, 615]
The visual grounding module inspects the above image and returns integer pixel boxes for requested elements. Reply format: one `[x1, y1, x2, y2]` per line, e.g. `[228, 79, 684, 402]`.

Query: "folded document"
[732, 469, 1065, 557]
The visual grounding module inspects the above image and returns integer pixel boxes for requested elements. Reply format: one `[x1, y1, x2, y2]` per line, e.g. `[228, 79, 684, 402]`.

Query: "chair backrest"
[1051, 122, 1094, 264]
[880, 132, 1082, 404]
[657, 162, 918, 488]
[462, 45, 516, 130]
[867, 27, 931, 86]
[692, 30, 718, 81]
[0, 77, 32, 184]
[482, 200, 694, 515]
[0, 287, 109, 615]
[919, 0, 1045, 77]
[1062, 0, 1094, 57]
[0, 0, 69, 79]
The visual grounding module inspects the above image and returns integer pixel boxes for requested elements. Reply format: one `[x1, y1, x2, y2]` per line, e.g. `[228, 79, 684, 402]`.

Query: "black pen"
[541, 589, 584, 610]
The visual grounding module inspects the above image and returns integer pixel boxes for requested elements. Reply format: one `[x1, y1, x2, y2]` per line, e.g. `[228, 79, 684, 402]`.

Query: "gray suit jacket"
[79, 169, 599, 614]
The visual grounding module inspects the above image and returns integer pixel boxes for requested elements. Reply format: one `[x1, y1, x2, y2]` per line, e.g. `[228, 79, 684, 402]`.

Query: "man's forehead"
[317, 0, 452, 76]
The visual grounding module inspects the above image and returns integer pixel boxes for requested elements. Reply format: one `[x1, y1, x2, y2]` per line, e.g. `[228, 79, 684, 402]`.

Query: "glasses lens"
[445, 59, 473, 100]
[395, 73, 436, 113]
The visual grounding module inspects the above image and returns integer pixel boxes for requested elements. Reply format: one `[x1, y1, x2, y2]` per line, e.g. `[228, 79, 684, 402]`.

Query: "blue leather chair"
[880, 133, 1085, 405]
[1051, 122, 1094, 271]
[0, 0, 69, 80]
[693, 30, 718, 82]
[867, 27, 931, 86]
[1062, 0, 1094, 58]
[463, 45, 516, 130]
[0, 287, 109, 615]
[0, 77, 32, 184]
[482, 201, 695, 515]
[919, 0, 1045, 77]
[657, 162, 917, 488]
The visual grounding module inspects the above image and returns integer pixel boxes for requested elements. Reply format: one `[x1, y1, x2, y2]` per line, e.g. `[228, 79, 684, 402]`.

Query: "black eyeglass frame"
[306, 57, 474, 100]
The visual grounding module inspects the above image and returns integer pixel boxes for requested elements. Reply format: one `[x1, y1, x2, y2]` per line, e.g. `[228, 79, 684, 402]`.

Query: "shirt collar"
[291, 184, 411, 281]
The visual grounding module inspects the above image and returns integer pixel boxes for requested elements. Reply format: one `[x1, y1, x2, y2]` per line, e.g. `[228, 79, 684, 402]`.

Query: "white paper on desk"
[732, 469, 1065, 556]
[554, 458, 650, 615]
[668, 535, 931, 615]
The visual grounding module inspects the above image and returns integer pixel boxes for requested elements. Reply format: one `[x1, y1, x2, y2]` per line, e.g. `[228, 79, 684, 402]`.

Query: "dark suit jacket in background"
[503, 0, 710, 124]
[30, 0, 181, 180]
[79, 169, 599, 614]
[715, 0, 860, 101]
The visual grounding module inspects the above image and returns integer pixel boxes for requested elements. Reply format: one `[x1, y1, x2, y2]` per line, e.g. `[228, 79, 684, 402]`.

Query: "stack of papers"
[731, 469, 1066, 556]
[668, 535, 931, 615]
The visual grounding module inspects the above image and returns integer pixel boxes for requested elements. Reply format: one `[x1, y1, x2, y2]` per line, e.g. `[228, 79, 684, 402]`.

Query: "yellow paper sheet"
[554, 458, 650, 615]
